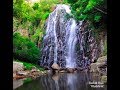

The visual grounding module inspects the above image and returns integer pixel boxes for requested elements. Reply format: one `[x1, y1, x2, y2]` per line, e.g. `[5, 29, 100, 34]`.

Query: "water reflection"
[15, 72, 107, 90]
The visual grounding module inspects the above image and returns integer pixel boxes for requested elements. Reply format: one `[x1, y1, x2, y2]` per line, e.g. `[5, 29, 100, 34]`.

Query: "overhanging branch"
[94, 7, 107, 14]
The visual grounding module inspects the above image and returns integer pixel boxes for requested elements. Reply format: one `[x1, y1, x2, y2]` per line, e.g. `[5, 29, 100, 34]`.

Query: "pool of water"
[14, 71, 107, 90]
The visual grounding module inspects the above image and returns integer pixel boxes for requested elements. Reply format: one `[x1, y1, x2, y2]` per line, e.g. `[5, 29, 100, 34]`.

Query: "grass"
[13, 59, 45, 71]
[23, 62, 34, 70]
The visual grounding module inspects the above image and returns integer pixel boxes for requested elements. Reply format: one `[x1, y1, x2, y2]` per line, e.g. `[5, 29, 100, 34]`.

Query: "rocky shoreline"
[13, 61, 47, 80]
[90, 56, 107, 84]
[13, 56, 107, 81]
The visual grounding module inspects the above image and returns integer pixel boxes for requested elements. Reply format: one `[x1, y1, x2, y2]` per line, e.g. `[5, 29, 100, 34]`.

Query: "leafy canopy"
[13, 33, 40, 64]
[67, 0, 107, 28]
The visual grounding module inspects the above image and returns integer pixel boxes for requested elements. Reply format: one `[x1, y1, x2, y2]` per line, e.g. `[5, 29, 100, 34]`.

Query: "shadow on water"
[15, 71, 107, 90]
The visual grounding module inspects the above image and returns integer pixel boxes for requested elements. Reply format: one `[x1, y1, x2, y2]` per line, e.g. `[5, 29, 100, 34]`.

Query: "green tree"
[13, 0, 66, 64]
[13, 33, 40, 64]
[67, 0, 107, 29]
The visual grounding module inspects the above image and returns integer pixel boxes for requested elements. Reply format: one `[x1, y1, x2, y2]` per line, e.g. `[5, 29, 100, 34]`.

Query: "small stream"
[14, 72, 107, 90]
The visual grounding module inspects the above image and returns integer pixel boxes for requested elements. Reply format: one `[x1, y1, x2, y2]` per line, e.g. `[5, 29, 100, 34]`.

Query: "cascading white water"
[41, 4, 98, 69]
[45, 4, 72, 64]
[50, 5, 78, 68]
[53, 11, 58, 63]
[66, 19, 77, 68]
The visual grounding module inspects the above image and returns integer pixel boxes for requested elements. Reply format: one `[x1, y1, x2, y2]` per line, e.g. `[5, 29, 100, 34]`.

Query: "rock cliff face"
[90, 56, 107, 73]
[40, 4, 99, 69]
[13, 61, 24, 72]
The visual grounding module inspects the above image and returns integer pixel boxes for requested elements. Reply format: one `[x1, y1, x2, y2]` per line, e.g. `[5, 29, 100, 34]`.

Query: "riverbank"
[13, 61, 47, 80]
[90, 56, 107, 84]
[13, 55, 107, 81]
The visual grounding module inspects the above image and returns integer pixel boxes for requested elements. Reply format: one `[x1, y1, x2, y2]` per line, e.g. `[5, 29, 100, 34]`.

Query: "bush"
[13, 33, 40, 64]
[22, 62, 34, 70]
[14, 59, 45, 71]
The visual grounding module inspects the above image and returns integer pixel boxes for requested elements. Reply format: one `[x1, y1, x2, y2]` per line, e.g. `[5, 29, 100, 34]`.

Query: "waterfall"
[40, 4, 98, 69]
[53, 9, 58, 63]
[66, 19, 77, 68]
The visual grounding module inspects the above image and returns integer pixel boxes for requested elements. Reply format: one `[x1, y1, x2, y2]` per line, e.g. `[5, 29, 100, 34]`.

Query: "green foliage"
[13, 17, 19, 31]
[67, 0, 78, 3]
[14, 59, 45, 71]
[13, 0, 68, 65]
[13, 33, 40, 64]
[32, 3, 39, 10]
[13, 0, 62, 26]
[31, 28, 43, 43]
[13, 0, 63, 45]
[94, 14, 101, 22]
[67, 0, 106, 28]
[42, 12, 50, 20]
[23, 62, 34, 70]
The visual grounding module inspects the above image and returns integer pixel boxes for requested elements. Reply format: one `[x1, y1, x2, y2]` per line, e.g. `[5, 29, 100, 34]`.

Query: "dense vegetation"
[13, 33, 40, 63]
[13, 0, 63, 64]
[66, 0, 107, 29]
[13, 0, 107, 65]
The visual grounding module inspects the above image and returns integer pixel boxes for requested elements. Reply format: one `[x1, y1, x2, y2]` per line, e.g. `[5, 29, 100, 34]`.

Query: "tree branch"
[94, 7, 107, 14]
